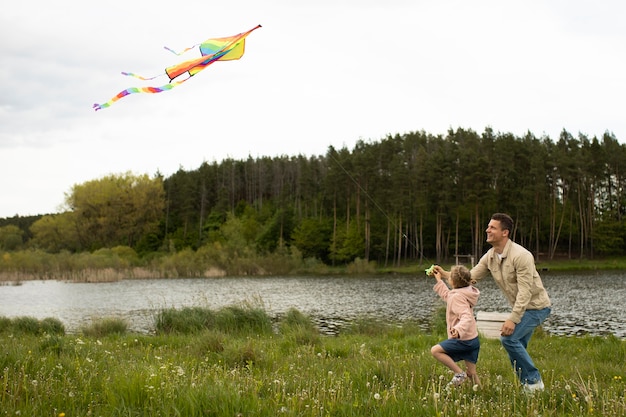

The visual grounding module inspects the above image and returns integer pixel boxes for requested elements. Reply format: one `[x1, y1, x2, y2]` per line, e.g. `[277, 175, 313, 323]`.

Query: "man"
[434, 213, 551, 393]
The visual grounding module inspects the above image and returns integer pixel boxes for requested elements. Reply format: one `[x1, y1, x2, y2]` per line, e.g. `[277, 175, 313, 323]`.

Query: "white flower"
[374, 393, 381, 400]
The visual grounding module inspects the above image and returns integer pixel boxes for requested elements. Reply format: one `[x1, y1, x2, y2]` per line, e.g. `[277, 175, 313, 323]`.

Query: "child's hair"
[450, 265, 475, 288]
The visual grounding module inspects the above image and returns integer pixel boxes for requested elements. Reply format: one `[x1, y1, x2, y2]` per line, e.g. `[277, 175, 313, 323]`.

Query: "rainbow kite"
[93, 24, 261, 111]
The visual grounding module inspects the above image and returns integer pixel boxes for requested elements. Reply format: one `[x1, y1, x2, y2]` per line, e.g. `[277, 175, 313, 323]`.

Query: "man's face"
[486, 219, 508, 245]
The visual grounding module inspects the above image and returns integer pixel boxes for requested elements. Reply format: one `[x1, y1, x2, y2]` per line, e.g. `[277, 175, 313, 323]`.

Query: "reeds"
[0, 309, 624, 416]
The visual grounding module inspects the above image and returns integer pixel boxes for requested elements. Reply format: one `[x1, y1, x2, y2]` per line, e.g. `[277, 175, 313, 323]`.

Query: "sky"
[2, 0, 625, 218]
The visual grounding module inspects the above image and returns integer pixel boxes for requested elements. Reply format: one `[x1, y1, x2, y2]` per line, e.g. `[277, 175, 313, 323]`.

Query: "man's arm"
[509, 252, 535, 323]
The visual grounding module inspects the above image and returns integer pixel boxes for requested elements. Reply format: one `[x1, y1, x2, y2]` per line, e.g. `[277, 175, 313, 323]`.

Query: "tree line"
[2, 127, 625, 267]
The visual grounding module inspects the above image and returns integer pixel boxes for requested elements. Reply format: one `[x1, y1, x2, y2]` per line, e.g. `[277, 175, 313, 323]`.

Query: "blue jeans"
[500, 307, 551, 384]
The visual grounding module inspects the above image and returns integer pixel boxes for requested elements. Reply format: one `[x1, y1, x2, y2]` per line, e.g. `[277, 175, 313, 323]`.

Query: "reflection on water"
[0, 272, 624, 338]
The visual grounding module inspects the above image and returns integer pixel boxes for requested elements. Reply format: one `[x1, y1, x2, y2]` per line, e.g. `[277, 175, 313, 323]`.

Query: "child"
[430, 265, 481, 387]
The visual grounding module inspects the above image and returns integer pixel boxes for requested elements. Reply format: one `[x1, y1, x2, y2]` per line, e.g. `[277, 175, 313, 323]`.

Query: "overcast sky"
[2, 0, 625, 218]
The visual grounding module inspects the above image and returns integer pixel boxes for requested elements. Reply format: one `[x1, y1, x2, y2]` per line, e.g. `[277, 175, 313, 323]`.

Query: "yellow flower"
[59, 413, 66, 417]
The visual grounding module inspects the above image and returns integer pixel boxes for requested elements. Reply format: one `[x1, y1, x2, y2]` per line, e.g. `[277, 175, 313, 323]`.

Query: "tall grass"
[0, 307, 624, 416]
[6, 245, 626, 283]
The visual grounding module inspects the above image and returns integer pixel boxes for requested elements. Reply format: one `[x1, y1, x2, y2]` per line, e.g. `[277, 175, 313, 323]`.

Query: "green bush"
[81, 317, 128, 337]
[155, 306, 216, 334]
[0, 316, 12, 333]
[279, 308, 320, 346]
[13, 316, 42, 334]
[40, 317, 65, 335]
[155, 305, 273, 335]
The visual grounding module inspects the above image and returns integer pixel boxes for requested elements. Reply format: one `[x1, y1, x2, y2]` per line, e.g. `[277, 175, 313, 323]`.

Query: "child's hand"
[450, 328, 459, 338]
[432, 265, 450, 281]
[433, 269, 442, 280]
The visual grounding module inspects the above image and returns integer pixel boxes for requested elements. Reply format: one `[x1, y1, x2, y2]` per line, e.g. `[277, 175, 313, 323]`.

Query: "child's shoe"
[449, 372, 467, 387]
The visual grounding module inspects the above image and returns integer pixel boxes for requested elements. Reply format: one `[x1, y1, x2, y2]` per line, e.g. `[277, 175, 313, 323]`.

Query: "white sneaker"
[522, 380, 545, 393]
[448, 372, 467, 387]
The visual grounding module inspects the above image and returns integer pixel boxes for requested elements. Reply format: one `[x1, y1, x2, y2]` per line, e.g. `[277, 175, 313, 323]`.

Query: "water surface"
[0, 272, 623, 338]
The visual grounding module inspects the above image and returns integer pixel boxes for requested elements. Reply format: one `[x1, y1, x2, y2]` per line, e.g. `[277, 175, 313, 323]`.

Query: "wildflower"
[59, 413, 66, 417]
[374, 393, 381, 400]
[433, 392, 440, 400]
[472, 384, 479, 392]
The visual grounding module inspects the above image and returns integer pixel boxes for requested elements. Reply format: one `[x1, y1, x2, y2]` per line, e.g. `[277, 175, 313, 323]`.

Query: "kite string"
[328, 152, 433, 266]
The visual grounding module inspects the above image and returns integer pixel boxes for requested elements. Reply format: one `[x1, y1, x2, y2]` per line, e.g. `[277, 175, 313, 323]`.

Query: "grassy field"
[1, 307, 624, 416]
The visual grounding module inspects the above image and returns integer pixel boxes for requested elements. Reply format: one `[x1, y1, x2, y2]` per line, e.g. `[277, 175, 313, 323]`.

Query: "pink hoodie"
[434, 280, 480, 340]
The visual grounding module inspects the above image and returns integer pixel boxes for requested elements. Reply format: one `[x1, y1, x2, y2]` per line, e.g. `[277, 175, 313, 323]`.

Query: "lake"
[0, 271, 624, 338]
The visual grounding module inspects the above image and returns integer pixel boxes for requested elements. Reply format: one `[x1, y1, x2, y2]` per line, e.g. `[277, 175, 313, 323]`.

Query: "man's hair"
[491, 213, 513, 234]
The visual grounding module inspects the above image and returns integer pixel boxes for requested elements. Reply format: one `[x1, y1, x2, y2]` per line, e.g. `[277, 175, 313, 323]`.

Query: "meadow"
[1, 306, 625, 416]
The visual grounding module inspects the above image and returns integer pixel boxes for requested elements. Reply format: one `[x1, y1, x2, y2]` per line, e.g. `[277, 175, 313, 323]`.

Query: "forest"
[2, 126, 626, 268]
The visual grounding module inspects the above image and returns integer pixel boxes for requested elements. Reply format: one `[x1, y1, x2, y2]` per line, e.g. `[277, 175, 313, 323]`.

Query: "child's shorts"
[438, 336, 480, 363]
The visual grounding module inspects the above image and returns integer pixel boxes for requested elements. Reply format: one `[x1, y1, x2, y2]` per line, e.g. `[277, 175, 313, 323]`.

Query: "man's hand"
[500, 319, 516, 336]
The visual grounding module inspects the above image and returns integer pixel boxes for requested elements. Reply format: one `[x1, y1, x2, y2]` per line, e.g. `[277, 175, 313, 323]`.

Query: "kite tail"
[121, 71, 166, 81]
[163, 43, 200, 56]
[93, 79, 189, 111]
